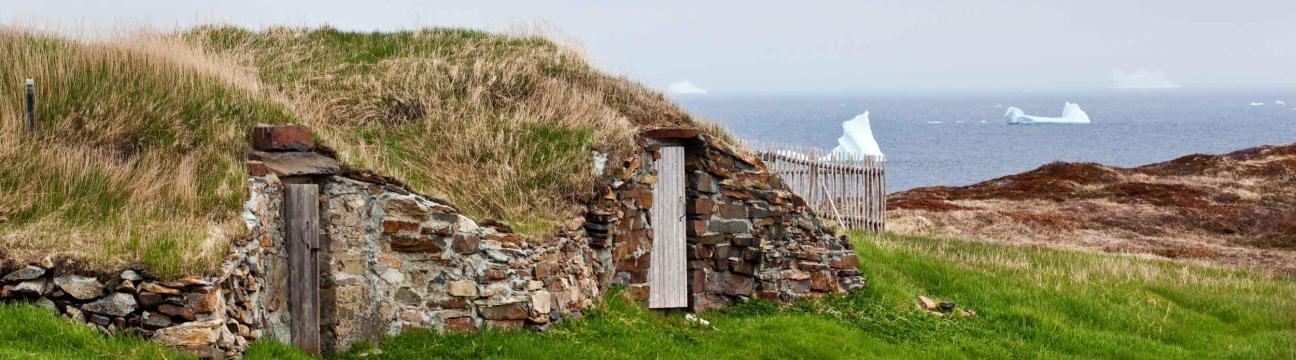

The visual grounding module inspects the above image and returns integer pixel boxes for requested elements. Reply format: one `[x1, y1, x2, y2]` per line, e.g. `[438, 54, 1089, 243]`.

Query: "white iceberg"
[828, 112, 884, 160]
[1250, 102, 1265, 106]
[1004, 102, 1091, 124]
[1275, 100, 1286, 105]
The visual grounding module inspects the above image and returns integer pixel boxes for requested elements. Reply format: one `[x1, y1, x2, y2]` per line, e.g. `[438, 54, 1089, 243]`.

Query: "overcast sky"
[5, 0, 1294, 94]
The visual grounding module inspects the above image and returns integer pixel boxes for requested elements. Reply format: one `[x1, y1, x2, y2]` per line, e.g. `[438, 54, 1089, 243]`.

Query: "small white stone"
[454, 215, 479, 233]
[381, 269, 405, 284]
[531, 291, 552, 315]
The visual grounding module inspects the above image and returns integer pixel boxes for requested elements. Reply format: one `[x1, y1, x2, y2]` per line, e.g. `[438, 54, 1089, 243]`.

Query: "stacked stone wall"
[0, 125, 868, 356]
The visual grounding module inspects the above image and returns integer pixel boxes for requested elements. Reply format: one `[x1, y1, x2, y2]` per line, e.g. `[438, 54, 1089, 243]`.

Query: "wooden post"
[24, 79, 34, 132]
[285, 184, 321, 355]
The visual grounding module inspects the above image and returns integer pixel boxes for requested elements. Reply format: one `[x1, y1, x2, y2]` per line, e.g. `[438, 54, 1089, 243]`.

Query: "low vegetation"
[0, 26, 720, 276]
[3, 232, 1291, 358]
[889, 144, 1296, 274]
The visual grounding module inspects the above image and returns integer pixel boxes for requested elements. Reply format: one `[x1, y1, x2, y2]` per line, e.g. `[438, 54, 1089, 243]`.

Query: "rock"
[531, 291, 552, 315]
[916, 296, 936, 311]
[448, 281, 477, 297]
[139, 283, 180, 295]
[452, 235, 480, 254]
[54, 275, 105, 300]
[389, 236, 443, 253]
[444, 317, 478, 332]
[83, 293, 137, 317]
[454, 215, 479, 233]
[480, 303, 529, 320]
[153, 320, 223, 348]
[142, 312, 173, 329]
[117, 280, 136, 293]
[13, 280, 46, 294]
[692, 172, 718, 193]
[34, 297, 58, 313]
[251, 124, 314, 151]
[534, 262, 559, 278]
[937, 301, 956, 313]
[395, 287, 422, 306]
[158, 304, 196, 321]
[380, 269, 406, 284]
[174, 277, 212, 287]
[3, 266, 45, 282]
[186, 290, 222, 314]
[89, 314, 112, 326]
[381, 220, 421, 234]
[688, 197, 715, 215]
[708, 220, 752, 234]
[718, 203, 748, 219]
[831, 254, 859, 269]
[64, 306, 84, 321]
[246, 150, 338, 176]
[138, 292, 165, 307]
[384, 196, 429, 218]
[809, 271, 835, 291]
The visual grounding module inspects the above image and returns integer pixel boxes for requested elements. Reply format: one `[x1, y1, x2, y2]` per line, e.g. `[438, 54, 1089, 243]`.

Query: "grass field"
[2, 232, 1292, 359]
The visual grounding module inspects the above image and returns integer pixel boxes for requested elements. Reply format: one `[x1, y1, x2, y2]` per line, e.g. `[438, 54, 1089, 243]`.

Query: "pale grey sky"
[5, 0, 1294, 94]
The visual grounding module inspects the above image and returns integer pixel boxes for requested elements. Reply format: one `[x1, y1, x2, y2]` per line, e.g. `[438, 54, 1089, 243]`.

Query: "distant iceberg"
[1004, 102, 1091, 124]
[1250, 102, 1265, 106]
[828, 112, 884, 160]
[1276, 100, 1286, 105]
[1112, 69, 1180, 89]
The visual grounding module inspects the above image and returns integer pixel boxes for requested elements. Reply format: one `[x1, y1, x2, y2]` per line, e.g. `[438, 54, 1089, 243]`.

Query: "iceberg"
[1004, 102, 1091, 124]
[828, 112, 884, 160]
[1276, 100, 1286, 105]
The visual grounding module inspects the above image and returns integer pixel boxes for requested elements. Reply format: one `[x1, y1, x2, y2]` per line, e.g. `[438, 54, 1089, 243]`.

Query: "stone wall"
[600, 129, 865, 312]
[0, 125, 868, 356]
[0, 260, 255, 357]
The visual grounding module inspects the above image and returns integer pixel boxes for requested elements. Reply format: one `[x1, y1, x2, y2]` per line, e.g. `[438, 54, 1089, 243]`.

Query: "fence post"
[24, 79, 34, 132]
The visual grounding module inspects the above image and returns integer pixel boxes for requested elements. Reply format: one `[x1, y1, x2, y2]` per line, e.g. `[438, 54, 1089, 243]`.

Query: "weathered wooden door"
[285, 184, 321, 354]
[649, 146, 687, 308]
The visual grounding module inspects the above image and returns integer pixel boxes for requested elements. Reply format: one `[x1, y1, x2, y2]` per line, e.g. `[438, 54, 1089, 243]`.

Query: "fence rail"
[741, 140, 886, 233]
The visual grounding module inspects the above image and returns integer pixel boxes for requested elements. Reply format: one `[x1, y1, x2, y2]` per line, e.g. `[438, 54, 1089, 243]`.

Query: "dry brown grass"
[0, 26, 720, 276]
[184, 26, 715, 233]
[0, 28, 291, 276]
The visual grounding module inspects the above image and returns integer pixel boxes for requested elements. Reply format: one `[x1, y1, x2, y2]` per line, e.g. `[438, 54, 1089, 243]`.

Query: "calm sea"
[675, 88, 1296, 192]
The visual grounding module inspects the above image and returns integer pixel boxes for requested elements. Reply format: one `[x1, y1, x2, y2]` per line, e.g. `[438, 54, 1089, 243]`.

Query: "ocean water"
[675, 89, 1296, 192]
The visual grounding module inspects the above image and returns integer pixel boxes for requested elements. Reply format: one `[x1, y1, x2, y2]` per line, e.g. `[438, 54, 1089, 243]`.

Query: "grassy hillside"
[0, 26, 719, 277]
[0, 31, 295, 276]
[3, 232, 1292, 359]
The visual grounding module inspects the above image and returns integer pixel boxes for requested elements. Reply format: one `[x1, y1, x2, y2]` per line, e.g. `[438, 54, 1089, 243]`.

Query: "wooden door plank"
[286, 184, 321, 354]
[649, 146, 687, 308]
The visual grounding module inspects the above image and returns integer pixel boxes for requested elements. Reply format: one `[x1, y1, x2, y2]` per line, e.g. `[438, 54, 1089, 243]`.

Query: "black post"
[24, 79, 34, 132]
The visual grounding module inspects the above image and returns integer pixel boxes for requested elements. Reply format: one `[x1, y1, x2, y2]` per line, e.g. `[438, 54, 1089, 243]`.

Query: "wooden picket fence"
[741, 140, 886, 233]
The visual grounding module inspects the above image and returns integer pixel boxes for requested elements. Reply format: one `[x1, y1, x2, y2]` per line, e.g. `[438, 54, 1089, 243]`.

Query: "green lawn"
[2, 233, 1293, 359]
